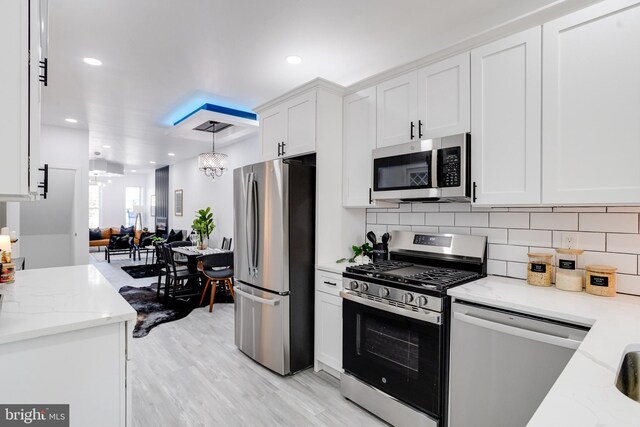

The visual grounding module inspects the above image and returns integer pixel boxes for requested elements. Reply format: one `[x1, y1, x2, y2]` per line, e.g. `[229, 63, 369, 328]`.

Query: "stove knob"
[417, 296, 428, 307]
[381, 287, 390, 298]
[361, 283, 369, 292]
[403, 293, 414, 304]
[350, 281, 359, 290]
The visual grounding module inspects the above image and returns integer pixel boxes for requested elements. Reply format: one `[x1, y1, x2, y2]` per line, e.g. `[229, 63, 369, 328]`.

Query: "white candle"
[0, 227, 9, 236]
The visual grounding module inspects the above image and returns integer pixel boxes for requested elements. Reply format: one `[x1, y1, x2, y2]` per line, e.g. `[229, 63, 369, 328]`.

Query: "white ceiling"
[43, 0, 561, 171]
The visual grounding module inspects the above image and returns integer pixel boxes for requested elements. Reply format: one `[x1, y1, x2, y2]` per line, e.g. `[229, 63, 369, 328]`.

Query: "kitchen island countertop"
[449, 276, 640, 427]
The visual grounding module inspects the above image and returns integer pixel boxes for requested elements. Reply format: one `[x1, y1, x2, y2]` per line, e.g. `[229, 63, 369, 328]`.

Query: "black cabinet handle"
[281, 141, 286, 156]
[369, 188, 372, 204]
[323, 281, 337, 286]
[410, 121, 415, 140]
[38, 164, 49, 199]
[39, 58, 48, 87]
[473, 182, 477, 203]
[418, 120, 423, 139]
[277, 142, 281, 157]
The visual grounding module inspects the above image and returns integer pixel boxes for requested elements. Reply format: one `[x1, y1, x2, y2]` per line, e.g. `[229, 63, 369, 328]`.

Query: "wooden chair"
[221, 237, 232, 250]
[161, 242, 199, 301]
[197, 252, 234, 312]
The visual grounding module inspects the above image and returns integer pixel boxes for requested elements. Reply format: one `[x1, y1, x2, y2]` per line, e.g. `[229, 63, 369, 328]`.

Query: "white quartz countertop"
[0, 264, 136, 345]
[448, 276, 640, 427]
[316, 262, 356, 275]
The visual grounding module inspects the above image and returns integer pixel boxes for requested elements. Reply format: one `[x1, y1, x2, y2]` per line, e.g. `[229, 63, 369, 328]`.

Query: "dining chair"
[161, 242, 199, 301]
[197, 252, 234, 312]
[221, 237, 233, 251]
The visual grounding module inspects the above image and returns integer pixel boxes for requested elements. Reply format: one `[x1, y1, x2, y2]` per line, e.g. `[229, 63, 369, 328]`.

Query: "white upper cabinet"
[471, 27, 542, 205]
[376, 72, 418, 148]
[0, 0, 45, 200]
[417, 52, 470, 139]
[542, 0, 640, 205]
[260, 90, 316, 160]
[343, 88, 376, 207]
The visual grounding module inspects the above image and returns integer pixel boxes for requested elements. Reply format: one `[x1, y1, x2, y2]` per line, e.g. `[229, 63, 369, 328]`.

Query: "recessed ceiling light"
[83, 57, 102, 66]
[286, 55, 302, 65]
[102, 145, 111, 149]
[149, 161, 156, 164]
[65, 118, 78, 123]
[131, 170, 136, 173]
[167, 153, 175, 157]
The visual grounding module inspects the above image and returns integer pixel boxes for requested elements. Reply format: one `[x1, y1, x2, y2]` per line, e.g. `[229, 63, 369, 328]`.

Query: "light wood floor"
[89, 251, 387, 427]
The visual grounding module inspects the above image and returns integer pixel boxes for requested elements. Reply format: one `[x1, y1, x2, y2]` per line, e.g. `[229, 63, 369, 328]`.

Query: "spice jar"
[555, 249, 584, 292]
[527, 253, 553, 287]
[585, 265, 617, 297]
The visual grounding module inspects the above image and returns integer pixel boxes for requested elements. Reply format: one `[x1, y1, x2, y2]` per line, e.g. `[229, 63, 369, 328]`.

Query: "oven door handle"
[340, 291, 442, 325]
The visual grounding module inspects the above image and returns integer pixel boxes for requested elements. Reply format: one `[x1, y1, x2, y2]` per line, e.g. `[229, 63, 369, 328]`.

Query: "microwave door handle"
[431, 149, 438, 188]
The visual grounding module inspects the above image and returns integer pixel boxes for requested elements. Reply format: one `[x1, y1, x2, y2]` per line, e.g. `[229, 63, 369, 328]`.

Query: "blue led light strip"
[173, 104, 258, 126]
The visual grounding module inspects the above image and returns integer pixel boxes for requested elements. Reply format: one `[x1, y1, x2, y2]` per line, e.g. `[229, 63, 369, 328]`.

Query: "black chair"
[135, 232, 155, 263]
[105, 234, 134, 263]
[161, 242, 200, 302]
[197, 252, 234, 313]
[221, 237, 233, 251]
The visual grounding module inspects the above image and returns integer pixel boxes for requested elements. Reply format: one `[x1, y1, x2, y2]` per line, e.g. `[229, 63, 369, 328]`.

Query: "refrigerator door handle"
[235, 287, 280, 306]
[251, 178, 259, 275]
[245, 172, 254, 277]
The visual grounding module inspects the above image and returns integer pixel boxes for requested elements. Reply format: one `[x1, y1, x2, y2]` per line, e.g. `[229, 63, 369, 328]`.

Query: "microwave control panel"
[438, 147, 461, 188]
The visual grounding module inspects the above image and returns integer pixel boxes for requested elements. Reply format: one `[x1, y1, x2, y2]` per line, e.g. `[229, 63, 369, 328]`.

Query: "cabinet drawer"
[315, 270, 343, 296]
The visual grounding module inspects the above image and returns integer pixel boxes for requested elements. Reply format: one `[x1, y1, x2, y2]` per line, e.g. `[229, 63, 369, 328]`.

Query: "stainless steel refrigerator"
[233, 158, 316, 375]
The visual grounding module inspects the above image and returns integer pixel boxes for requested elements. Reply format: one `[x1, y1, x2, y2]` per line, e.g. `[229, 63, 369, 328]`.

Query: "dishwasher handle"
[453, 311, 582, 350]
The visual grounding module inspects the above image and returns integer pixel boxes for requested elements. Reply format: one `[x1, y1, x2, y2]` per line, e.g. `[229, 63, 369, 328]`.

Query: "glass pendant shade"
[198, 121, 228, 180]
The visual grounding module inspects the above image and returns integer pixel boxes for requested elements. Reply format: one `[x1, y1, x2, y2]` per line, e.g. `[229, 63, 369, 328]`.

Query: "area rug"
[118, 285, 195, 338]
[121, 264, 157, 279]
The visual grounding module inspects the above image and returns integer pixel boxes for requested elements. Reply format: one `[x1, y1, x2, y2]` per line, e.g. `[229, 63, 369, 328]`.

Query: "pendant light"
[198, 121, 228, 180]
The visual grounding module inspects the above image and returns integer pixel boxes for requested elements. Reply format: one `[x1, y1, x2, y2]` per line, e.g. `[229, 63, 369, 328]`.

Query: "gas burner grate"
[346, 260, 412, 274]
[406, 267, 480, 287]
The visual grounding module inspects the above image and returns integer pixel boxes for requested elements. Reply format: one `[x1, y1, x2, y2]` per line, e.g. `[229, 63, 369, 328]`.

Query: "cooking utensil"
[381, 233, 390, 244]
[366, 231, 377, 244]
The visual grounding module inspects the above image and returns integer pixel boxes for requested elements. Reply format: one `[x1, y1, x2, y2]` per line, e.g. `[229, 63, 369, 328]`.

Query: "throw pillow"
[89, 228, 102, 241]
[115, 235, 132, 249]
[166, 229, 183, 243]
[120, 225, 135, 236]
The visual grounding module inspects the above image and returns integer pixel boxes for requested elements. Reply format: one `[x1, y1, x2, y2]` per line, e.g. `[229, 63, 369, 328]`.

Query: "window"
[88, 184, 101, 228]
[125, 186, 143, 227]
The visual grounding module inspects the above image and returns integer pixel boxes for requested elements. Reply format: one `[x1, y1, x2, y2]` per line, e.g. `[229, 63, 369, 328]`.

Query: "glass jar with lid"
[555, 248, 584, 292]
[585, 265, 617, 297]
[527, 253, 553, 287]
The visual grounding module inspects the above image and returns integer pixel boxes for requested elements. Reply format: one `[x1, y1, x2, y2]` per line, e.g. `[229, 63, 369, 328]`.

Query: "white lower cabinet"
[314, 270, 343, 378]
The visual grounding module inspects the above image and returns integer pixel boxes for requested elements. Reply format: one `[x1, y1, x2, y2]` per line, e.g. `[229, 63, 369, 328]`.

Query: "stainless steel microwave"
[371, 133, 470, 202]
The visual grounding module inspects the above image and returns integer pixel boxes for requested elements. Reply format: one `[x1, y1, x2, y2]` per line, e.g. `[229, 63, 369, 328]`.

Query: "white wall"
[10, 125, 89, 268]
[167, 135, 260, 247]
[100, 173, 150, 229]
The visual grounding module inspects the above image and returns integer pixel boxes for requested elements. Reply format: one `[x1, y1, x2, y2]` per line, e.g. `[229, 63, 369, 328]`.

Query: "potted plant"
[191, 207, 215, 249]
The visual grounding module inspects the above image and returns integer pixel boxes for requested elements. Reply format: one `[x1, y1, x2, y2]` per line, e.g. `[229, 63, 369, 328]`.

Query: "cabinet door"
[471, 27, 542, 205]
[28, 0, 43, 196]
[542, 0, 640, 204]
[314, 290, 342, 374]
[376, 72, 418, 148]
[0, 0, 30, 197]
[284, 91, 316, 157]
[417, 52, 470, 139]
[343, 88, 376, 207]
[260, 105, 285, 161]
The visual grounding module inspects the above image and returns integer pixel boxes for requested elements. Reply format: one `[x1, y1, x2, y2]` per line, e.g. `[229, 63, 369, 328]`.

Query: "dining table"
[171, 246, 231, 274]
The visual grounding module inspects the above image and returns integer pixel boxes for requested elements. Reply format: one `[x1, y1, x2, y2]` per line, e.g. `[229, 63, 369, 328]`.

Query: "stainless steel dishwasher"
[448, 300, 589, 427]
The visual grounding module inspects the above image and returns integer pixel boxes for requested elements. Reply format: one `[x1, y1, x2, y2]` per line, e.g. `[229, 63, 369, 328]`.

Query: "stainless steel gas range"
[340, 231, 487, 427]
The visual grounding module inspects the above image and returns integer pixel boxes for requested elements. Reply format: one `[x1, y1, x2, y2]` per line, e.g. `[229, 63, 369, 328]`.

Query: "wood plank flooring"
[89, 251, 387, 427]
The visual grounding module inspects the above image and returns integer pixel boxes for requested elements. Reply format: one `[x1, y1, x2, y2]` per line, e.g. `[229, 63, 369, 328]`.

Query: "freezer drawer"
[234, 281, 290, 375]
[448, 301, 588, 427]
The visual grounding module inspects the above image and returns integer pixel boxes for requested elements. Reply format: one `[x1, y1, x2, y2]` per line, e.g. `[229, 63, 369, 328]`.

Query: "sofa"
[89, 227, 147, 250]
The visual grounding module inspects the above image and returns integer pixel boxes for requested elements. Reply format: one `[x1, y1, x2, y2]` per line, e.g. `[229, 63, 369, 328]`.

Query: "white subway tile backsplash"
[367, 208, 389, 213]
[509, 207, 552, 212]
[366, 213, 377, 224]
[489, 244, 529, 263]
[399, 213, 425, 226]
[411, 225, 439, 233]
[388, 204, 412, 213]
[530, 213, 578, 231]
[607, 207, 640, 213]
[388, 225, 412, 232]
[412, 203, 440, 212]
[507, 262, 528, 280]
[490, 213, 529, 229]
[508, 229, 552, 247]
[455, 212, 489, 227]
[366, 224, 387, 236]
[439, 226, 470, 235]
[607, 234, 640, 254]
[579, 213, 639, 233]
[471, 228, 508, 244]
[553, 207, 606, 213]
[552, 231, 606, 252]
[487, 260, 507, 276]
[439, 203, 471, 212]
[471, 206, 509, 212]
[377, 212, 399, 225]
[579, 251, 637, 275]
[425, 213, 454, 226]
[617, 274, 640, 295]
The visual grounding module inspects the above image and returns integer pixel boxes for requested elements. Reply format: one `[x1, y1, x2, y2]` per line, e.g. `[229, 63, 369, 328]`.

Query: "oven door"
[342, 296, 443, 418]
